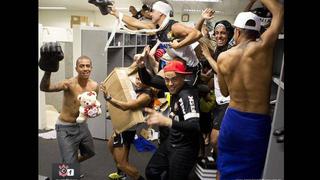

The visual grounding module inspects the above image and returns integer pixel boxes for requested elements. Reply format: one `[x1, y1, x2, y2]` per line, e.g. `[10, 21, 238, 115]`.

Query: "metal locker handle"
[273, 127, 284, 143]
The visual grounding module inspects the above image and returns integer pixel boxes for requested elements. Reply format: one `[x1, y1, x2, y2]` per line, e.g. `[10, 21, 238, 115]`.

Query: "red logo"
[58, 164, 69, 177]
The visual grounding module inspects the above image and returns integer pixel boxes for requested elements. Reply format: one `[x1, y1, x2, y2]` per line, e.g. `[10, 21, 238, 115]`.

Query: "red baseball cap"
[163, 60, 192, 74]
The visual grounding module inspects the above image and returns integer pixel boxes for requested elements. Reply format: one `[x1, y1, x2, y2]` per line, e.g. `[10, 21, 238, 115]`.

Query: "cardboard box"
[70, 15, 88, 28]
[103, 68, 145, 133]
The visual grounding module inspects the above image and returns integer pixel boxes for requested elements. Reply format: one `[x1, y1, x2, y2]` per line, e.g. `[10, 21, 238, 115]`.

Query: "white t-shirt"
[213, 74, 230, 105]
[165, 44, 199, 67]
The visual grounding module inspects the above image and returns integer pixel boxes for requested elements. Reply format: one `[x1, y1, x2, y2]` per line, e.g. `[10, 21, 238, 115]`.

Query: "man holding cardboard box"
[101, 74, 154, 180]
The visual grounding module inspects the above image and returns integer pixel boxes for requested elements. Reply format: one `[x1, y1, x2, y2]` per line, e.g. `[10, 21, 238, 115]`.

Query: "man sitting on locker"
[107, 1, 202, 86]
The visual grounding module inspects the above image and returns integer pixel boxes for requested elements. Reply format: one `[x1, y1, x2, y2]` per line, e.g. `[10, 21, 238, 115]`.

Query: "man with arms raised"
[215, 0, 283, 179]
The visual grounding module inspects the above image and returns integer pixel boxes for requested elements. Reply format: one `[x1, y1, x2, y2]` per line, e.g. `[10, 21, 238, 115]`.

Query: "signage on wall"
[181, 14, 189, 22]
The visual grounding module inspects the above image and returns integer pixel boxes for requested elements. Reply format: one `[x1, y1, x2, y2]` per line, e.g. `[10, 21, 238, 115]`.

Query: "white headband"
[215, 23, 226, 31]
[152, 1, 172, 16]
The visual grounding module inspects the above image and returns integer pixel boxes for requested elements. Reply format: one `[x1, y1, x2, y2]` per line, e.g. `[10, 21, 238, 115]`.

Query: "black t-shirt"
[156, 20, 178, 43]
[132, 11, 142, 19]
[169, 86, 201, 148]
[138, 67, 201, 147]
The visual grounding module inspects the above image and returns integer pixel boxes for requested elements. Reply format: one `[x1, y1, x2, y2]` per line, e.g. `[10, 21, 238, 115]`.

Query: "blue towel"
[133, 135, 157, 153]
[217, 107, 271, 180]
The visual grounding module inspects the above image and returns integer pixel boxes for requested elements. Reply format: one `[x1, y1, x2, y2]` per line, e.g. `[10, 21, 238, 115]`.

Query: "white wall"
[39, 9, 236, 30]
[39, 10, 96, 28]
[94, 11, 129, 30]
[173, 12, 235, 28]
[39, 10, 136, 30]
[39, 24, 46, 130]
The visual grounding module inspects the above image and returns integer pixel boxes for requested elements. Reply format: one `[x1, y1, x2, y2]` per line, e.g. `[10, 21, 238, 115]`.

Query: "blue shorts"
[217, 107, 271, 180]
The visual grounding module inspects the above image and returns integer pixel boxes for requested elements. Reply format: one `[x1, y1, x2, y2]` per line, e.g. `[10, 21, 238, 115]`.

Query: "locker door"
[81, 29, 109, 139]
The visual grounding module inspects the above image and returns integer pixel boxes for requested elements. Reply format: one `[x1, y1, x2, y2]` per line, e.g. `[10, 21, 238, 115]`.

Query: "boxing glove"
[88, 0, 113, 15]
[38, 42, 64, 72]
[251, 7, 272, 32]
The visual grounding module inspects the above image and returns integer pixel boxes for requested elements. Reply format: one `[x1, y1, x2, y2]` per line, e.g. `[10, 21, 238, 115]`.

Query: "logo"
[188, 96, 196, 113]
[52, 163, 80, 180]
[167, 31, 175, 41]
[178, 98, 186, 115]
[59, 164, 74, 177]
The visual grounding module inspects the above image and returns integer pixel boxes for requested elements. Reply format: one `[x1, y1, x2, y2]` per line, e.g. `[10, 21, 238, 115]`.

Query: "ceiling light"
[39, 7, 67, 10]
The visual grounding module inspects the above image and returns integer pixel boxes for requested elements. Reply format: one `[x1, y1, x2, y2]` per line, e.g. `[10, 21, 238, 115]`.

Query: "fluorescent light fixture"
[184, 9, 202, 12]
[173, 0, 221, 2]
[116, 7, 129, 10]
[39, 6, 67, 10]
[183, 9, 223, 13]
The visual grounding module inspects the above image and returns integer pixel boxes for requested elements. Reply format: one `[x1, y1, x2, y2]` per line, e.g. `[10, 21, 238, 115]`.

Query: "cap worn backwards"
[163, 60, 192, 75]
[152, 1, 172, 17]
[233, 12, 261, 32]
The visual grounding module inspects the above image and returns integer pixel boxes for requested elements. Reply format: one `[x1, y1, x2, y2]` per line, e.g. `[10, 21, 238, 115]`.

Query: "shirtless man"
[215, 0, 283, 179]
[40, 43, 98, 168]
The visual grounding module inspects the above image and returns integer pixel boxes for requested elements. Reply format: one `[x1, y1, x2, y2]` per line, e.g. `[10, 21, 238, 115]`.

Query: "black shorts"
[199, 111, 213, 134]
[112, 130, 136, 148]
[212, 103, 229, 130]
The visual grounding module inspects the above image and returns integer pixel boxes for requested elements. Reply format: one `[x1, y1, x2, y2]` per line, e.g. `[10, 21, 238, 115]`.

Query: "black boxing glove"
[88, 0, 113, 15]
[38, 42, 64, 72]
[251, 7, 272, 32]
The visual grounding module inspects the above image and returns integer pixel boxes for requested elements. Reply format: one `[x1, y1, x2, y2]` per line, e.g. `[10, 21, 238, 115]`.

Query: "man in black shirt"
[129, 6, 142, 19]
[143, 60, 201, 180]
